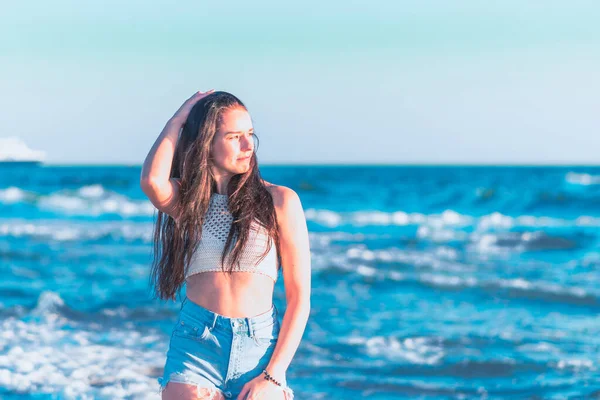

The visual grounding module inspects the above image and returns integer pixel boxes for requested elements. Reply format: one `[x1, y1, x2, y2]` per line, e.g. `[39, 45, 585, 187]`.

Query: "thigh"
[162, 382, 226, 400]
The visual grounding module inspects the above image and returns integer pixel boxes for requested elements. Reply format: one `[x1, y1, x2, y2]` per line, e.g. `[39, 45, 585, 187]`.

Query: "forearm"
[140, 118, 184, 184]
[266, 298, 310, 381]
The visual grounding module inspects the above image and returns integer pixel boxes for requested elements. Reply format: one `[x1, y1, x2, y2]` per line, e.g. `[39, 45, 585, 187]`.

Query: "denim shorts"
[158, 296, 294, 399]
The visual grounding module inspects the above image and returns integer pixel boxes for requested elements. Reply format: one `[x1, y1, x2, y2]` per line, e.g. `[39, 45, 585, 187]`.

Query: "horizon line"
[36, 161, 600, 168]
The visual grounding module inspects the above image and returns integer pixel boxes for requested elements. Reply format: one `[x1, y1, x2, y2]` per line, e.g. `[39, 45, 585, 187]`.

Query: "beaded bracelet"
[262, 369, 282, 387]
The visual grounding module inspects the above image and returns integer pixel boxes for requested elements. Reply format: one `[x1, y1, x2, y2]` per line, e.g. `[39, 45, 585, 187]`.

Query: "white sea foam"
[315, 239, 595, 301]
[2, 185, 600, 231]
[78, 184, 106, 199]
[497, 278, 532, 290]
[355, 264, 377, 277]
[0, 185, 156, 218]
[565, 172, 600, 186]
[556, 358, 595, 371]
[304, 209, 342, 227]
[0, 292, 164, 399]
[516, 342, 560, 354]
[0, 220, 154, 243]
[343, 245, 469, 273]
[305, 208, 473, 228]
[345, 335, 445, 365]
[491, 278, 590, 300]
[305, 208, 600, 232]
[0, 187, 29, 204]
[419, 273, 477, 288]
[38, 191, 155, 217]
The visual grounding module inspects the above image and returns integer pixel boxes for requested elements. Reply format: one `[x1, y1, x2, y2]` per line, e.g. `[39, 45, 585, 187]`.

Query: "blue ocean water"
[1, 164, 600, 399]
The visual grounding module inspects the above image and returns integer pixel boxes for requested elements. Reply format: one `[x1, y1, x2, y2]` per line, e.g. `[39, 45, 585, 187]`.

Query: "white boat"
[0, 137, 46, 165]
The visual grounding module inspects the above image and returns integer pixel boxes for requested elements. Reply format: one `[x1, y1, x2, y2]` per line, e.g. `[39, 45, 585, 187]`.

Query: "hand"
[236, 372, 285, 400]
[170, 89, 215, 125]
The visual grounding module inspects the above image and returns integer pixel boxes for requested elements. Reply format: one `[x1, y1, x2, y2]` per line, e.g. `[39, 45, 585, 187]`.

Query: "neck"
[211, 166, 232, 195]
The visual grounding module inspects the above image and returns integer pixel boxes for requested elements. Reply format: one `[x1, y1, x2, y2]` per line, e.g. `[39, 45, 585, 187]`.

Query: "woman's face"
[211, 107, 255, 175]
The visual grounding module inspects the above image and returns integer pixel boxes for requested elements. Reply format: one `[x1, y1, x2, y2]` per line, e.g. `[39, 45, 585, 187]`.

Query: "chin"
[227, 164, 248, 174]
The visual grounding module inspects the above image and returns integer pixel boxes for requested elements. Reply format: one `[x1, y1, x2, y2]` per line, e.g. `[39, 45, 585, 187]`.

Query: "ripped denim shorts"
[158, 296, 294, 399]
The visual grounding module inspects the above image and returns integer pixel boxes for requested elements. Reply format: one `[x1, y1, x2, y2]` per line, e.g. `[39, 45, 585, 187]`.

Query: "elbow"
[140, 176, 152, 191]
[140, 176, 160, 194]
[287, 296, 311, 313]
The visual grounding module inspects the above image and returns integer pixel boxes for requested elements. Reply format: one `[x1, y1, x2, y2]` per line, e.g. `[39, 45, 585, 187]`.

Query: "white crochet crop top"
[184, 193, 280, 282]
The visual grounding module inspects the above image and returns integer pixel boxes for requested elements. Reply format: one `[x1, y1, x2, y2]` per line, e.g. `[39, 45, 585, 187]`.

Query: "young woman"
[140, 90, 311, 400]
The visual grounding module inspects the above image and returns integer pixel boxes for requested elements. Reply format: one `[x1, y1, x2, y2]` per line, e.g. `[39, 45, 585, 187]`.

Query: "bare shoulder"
[262, 181, 301, 211]
[262, 182, 308, 243]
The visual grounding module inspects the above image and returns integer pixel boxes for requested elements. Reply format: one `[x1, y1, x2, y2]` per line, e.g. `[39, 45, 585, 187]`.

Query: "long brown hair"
[150, 91, 280, 300]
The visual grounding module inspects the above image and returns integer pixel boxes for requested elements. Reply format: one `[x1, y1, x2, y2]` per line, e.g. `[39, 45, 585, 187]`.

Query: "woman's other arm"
[265, 185, 312, 382]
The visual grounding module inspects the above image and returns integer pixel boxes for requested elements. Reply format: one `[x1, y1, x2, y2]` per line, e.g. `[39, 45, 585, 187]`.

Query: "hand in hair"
[171, 90, 215, 125]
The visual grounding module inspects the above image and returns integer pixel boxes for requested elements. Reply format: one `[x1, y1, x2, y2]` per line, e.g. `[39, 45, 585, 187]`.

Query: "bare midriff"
[185, 271, 276, 318]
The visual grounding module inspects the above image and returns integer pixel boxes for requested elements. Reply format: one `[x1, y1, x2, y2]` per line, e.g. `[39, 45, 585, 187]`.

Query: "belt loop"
[208, 312, 218, 331]
[246, 317, 254, 339]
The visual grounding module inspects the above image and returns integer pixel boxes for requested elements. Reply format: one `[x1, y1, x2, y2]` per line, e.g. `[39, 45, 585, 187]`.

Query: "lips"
[238, 155, 252, 160]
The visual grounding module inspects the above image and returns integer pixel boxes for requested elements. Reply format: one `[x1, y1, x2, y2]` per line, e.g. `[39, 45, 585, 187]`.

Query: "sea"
[0, 164, 599, 399]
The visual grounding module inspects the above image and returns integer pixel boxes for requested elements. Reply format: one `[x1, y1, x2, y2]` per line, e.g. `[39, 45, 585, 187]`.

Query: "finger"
[185, 90, 211, 103]
[187, 92, 200, 101]
[236, 388, 247, 400]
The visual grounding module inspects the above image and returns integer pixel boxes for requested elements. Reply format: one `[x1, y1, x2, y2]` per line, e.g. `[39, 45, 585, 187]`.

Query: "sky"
[1, 1, 599, 165]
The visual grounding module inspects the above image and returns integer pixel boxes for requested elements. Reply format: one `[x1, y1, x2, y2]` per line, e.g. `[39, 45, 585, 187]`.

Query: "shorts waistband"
[179, 296, 278, 333]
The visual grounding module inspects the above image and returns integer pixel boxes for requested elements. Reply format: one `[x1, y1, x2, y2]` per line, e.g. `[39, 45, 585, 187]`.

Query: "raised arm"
[140, 90, 214, 220]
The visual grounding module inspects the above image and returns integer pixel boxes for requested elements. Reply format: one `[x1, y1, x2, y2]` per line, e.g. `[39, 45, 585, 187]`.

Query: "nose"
[240, 134, 253, 151]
